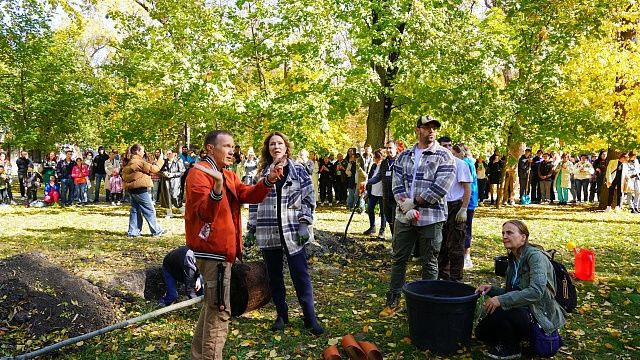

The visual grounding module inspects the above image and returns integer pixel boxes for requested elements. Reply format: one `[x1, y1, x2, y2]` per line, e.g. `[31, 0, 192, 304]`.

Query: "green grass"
[0, 203, 639, 359]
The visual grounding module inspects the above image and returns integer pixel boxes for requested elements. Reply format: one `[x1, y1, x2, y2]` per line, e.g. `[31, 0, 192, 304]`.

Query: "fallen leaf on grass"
[144, 345, 155, 352]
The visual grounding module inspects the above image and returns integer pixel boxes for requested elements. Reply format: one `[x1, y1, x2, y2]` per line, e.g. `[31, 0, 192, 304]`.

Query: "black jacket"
[93, 153, 109, 175]
[163, 246, 199, 298]
[16, 157, 33, 176]
[56, 159, 75, 180]
[518, 155, 532, 178]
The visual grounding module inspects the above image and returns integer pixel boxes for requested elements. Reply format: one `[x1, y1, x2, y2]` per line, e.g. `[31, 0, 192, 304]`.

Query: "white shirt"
[410, 147, 426, 197]
[371, 165, 383, 197]
[446, 157, 472, 202]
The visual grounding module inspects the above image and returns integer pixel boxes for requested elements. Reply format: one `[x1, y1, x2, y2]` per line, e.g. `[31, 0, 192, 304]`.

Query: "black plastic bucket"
[402, 280, 479, 355]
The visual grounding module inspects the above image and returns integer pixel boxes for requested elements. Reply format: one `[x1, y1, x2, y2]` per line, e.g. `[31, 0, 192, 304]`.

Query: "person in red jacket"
[186, 130, 283, 360]
[72, 157, 90, 206]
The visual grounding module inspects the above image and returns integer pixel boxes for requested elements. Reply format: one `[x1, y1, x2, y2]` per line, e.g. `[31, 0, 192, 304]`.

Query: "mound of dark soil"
[0, 252, 117, 337]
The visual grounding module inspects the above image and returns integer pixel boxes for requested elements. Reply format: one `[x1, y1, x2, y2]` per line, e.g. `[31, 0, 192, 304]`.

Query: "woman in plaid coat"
[247, 131, 324, 336]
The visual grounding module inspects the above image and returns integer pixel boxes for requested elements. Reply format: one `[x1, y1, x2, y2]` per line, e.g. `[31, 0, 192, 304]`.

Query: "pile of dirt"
[0, 252, 117, 338]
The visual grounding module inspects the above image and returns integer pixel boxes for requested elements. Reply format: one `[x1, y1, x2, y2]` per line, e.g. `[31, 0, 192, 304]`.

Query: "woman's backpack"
[547, 250, 577, 313]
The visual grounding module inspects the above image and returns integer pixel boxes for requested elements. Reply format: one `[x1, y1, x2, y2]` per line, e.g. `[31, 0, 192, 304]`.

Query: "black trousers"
[530, 177, 540, 202]
[383, 198, 396, 235]
[608, 176, 622, 207]
[438, 200, 466, 281]
[319, 177, 333, 203]
[475, 307, 530, 347]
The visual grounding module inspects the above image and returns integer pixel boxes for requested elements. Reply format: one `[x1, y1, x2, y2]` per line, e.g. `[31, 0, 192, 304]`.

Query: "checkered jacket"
[392, 143, 456, 226]
[248, 159, 316, 255]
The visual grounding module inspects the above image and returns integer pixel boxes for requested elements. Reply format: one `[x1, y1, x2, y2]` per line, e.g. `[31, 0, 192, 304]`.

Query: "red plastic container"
[574, 248, 595, 281]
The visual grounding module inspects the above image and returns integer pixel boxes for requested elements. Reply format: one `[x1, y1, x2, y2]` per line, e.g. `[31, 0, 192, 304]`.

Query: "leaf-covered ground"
[0, 203, 638, 359]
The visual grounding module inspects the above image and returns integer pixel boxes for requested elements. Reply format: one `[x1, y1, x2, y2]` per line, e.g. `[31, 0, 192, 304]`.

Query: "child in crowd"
[109, 168, 123, 205]
[72, 157, 90, 206]
[44, 175, 60, 206]
[0, 165, 9, 205]
[24, 165, 43, 203]
[159, 246, 203, 307]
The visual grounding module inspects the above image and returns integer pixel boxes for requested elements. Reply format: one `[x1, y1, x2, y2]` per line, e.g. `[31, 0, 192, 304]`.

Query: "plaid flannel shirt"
[248, 159, 316, 255]
[392, 143, 456, 226]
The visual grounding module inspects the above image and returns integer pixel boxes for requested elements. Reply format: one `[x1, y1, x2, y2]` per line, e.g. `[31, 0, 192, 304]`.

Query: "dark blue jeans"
[574, 179, 589, 202]
[160, 267, 203, 305]
[128, 191, 162, 236]
[367, 195, 386, 231]
[94, 173, 105, 201]
[160, 267, 179, 305]
[262, 247, 317, 322]
[60, 178, 74, 205]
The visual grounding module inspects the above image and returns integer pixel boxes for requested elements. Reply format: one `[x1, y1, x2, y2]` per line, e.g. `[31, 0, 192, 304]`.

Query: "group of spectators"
[480, 148, 640, 212]
[0, 146, 206, 211]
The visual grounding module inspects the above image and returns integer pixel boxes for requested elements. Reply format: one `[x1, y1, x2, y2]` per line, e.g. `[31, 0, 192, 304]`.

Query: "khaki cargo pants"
[191, 258, 232, 360]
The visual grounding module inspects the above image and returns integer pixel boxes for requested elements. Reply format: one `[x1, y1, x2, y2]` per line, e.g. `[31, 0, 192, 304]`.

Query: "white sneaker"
[117, 201, 122, 206]
[615, 206, 621, 213]
[111, 202, 116, 206]
[464, 255, 473, 270]
[605, 206, 612, 212]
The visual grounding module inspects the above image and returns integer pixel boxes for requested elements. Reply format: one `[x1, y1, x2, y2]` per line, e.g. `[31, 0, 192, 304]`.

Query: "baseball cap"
[416, 115, 441, 129]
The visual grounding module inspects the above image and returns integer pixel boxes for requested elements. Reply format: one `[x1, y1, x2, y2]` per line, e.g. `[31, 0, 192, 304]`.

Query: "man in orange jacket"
[186, 130, 283, 359]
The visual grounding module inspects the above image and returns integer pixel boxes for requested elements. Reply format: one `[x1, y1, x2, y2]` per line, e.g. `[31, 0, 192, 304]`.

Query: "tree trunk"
[230, 261, 271, 317]
[365, 7, 409, 149]
[495, 126, 515, 209]
[366, 91, 390, 149]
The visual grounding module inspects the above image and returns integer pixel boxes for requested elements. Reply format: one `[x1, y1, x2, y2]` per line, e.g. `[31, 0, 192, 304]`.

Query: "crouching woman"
[475, 220, 566, 359]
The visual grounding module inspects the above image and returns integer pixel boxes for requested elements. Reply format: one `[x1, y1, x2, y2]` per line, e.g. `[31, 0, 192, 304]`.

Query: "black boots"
[272, 314, 324, 335]
[271, 315, 289, 331]
[303, 317, 325, 335]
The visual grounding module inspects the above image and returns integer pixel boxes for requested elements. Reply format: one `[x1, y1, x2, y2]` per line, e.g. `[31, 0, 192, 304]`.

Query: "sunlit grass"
[0, 202, 638, 358]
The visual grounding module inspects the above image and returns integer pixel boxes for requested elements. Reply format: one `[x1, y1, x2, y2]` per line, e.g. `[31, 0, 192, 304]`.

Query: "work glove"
[404, 209, 420, 222]
[399, 197, 416, 213]
[456, 207, 468, 223]
[297, 223, 310, 245]
[244, 225, 256, 247]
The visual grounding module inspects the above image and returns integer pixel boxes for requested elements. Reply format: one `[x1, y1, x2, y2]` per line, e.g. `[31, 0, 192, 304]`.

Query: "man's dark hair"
[130, 144, 143, 154]
[525, 148, 532, 153]
[386, 140, 396, 146]
[438, 136, 452, 144]
[204, 130, 233, 147]
[65, 150, 72, 154]
[98, 146, 105, 151]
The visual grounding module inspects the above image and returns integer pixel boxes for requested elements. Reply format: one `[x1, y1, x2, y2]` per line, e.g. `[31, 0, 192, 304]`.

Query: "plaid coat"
[392, 143, 456, 226]
[249, 159, 316, 255]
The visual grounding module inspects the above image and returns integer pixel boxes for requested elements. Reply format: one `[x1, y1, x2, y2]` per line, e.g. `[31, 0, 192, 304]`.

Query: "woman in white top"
[308, 151, 320, 201]
[363, 149, 386, 239]
[625, 152, 640, 213]
[573, 154, 594, 203]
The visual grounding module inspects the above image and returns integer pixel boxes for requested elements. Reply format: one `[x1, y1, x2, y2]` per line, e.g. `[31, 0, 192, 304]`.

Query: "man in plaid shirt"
[382, 115, 456, 314]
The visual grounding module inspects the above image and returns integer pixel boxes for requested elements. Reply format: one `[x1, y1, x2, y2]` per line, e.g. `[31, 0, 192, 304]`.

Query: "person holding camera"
[246, 131, 324, 336]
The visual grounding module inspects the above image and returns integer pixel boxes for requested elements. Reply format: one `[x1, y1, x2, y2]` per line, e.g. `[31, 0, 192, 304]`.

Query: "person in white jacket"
[625, 152, 640, 213]
[605, 152, 629, 212]
[573, 154, 594, 203]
